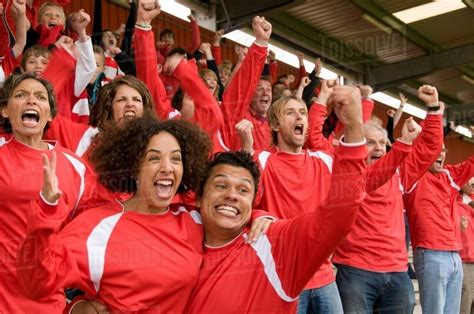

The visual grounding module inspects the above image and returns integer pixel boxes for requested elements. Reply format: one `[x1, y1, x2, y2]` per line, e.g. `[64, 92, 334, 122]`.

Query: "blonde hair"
[267, 96, 306, 146]
[199, 69, 219, 98]
[37, 2, 65, 25]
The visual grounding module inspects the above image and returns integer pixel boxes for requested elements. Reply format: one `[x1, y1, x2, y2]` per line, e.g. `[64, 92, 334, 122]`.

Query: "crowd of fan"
[0, 0, 473, 313]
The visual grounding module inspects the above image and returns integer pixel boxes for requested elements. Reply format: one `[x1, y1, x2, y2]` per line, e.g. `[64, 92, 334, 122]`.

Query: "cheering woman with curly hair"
[17, 117, 212, 312]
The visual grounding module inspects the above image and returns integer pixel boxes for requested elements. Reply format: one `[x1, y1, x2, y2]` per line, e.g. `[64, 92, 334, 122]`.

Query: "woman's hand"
[41, 152, 62, 203]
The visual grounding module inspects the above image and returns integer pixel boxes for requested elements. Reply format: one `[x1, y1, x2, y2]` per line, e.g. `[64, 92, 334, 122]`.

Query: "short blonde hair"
[199, 69, 219, 98]
[267, 96, 306, 146]
[38, 2, 65, 25]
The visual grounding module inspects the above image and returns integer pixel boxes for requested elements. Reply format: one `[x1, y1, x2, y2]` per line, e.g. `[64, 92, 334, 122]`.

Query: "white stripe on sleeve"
[249, 234, 298, 302]
[87, 213, 123, 292]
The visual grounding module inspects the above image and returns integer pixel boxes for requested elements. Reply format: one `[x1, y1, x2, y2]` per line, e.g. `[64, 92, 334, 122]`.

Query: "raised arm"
[169, 57, 224, 139]
[445, 156, 474, 188]
[398, 85, 444, 192]
[393, 93, 407, 128]
[302, 58, 322, 107]
[134, 0, 177, 120]
[211, 29, 224, 65]
[220, 16, 270, 142]
[72, 10, 96, 97]
[185, 14, 201, 53]
[11, 0, 30, 58]
[366, 117, 420, 193]
[305, 79, 336, 153]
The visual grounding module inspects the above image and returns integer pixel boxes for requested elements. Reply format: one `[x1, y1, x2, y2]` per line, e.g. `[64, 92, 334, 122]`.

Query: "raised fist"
[252, 16, 272, 45]
[417, 85, 438, 107]
[400, 117, 422, 144]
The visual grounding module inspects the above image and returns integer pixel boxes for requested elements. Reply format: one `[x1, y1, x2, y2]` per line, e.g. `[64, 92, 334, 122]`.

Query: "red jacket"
[405, 155, 474, 251]
[333, 114, 443, 272]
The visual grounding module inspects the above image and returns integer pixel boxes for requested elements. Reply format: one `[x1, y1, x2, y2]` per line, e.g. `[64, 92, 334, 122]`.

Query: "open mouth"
[370, 155, 382, 162]
[294, 124, 304, 136]
[21, 109, 40, 127]
[435, 159, 443, 166]
[48, 21, 58, 27]
[123, 111, 136, 119]
[215, 204, 239, 217]
[154, 179, 173, 198]
[260, 99, 269, 106]
[109, 39, 115, 45]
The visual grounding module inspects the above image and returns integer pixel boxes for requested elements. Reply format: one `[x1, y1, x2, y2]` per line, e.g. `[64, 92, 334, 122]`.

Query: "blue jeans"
[296, 281, 343, 314]
[336, 264, 415, 313]
[414, 248, 463, 314]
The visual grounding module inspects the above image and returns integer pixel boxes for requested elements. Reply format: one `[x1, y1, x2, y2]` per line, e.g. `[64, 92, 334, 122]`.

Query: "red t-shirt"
[0, 138, 109, 312]
[186, 143, 367, 312]
[254, 146, 335, 288]
[17, 201, 203, 312]
[458, 193, 474, 262]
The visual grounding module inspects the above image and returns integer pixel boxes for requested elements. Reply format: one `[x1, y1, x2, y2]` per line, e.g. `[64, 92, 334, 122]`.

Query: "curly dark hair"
[197, 151, 260, 199]
[0, 73, 57, 133]
[91, 117, 212, 194]
[89, 75, 156, 130]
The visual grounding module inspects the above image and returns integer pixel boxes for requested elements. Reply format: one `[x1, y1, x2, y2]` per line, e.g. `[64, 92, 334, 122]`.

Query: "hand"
[235, 45, 248, 62]
[314, 58, 322, 76]
[11, 0, 26, 17]
[399, 92, 407, 106]
[267, 50, 276, 62]
[156, 40, 167, 49]
[417, 84, 438, 107]
[461, 216, 469, 232]
[163, 52, 185, 75]
[213, 29, 224, 45]
[71, 300, 109, 314]
[357, 85, 373, 98]
[252, 16, 272, 45]
[197, 58, 207, 67]
[246, 217, 274, 243]
[387, 109, 395, 118]
[235, 119, 254, 153]
[296, 51, 304, 66]
[327, 86, 364, 143]
[187, 13, 195, 22]
[137, 0, 161, 25]
[41, 152, 62, 204]
[400, 117, 422, 144]
[299, 76, 310, 89]
[75, 9, 91, 36]
[55, 35, 76, 55]
[107, 46, 121, 57]
[317, 79, 337, 104]
[199, 42, 211, 54]
[115, 23, 126, 36]
[296, 51, 304, 62]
